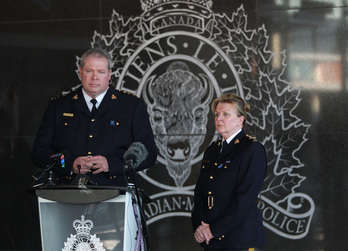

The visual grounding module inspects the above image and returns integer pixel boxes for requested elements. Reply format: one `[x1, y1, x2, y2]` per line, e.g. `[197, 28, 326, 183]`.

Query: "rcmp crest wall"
[75, 0, 315, 241]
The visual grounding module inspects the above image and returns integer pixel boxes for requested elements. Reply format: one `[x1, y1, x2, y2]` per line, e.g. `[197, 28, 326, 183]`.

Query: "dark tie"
[220, 140, 228, 153]
[90, 99, 97, 116]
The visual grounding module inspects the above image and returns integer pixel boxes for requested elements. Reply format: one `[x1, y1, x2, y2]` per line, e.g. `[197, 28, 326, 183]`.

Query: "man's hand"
[72, 155, 109, 174]
[72, 156, 94, 174]
[85, 155, 109, 174]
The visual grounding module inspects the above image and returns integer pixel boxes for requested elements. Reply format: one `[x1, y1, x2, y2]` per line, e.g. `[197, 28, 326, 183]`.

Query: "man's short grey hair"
[80, 47, 113, 71]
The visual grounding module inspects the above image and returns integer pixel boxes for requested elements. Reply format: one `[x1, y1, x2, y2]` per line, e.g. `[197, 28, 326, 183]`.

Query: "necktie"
[220, 140, 228, 153]
[91, 99, 97, 116]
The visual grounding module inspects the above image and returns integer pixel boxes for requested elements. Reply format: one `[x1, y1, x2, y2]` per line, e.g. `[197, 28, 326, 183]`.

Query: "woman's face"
[214, 102, 244, 140]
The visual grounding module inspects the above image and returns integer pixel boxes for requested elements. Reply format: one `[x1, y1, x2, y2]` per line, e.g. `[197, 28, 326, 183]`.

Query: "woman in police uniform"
[192, 93, 267, 251]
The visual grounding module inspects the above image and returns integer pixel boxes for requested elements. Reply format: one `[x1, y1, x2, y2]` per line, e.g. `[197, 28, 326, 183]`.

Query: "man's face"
[79, 55, 111, 98]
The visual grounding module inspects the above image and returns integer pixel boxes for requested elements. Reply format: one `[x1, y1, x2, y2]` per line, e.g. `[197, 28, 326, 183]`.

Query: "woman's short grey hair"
[211, 93, 250, 128]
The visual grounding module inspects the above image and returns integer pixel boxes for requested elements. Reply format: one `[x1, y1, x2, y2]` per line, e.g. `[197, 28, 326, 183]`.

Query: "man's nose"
[92, 72, 98, 79]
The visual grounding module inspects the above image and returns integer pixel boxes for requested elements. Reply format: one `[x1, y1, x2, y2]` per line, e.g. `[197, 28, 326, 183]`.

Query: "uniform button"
[210, 176, 213, 179]
[208, 191, 212, 195]
[91, 118, 95, 122]
[88, 151, 92, 155]
[214, 163, 218, 165]
[89, 135, 93, 138]
[219, 238, 222, 241]
[64, 123, 68, 126]
[202, 165, 205, 169]
[224, 166, 227, 169]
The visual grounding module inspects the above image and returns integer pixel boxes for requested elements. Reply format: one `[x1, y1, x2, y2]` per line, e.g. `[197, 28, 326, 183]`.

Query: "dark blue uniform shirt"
[192, 130, 267, 249]
[31, 85, 157, 186]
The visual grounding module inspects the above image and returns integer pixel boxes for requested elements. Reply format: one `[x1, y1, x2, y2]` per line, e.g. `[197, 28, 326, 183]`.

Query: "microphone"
[123, 142, 148, 170]
[49, 152, 66, 168]
[32, 152, 67, 183]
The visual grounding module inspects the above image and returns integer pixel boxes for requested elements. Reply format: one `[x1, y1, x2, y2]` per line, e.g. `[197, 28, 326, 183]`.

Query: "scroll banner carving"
[258, 194, 315, 239]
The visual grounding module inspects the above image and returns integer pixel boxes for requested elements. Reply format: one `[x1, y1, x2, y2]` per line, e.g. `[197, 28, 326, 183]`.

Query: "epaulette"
[50, 86, 76, 101]
[50, 85, 81, 100]
[246, 134, 258, 142]
[211, 140, 221, 146]
[50, 95, 60, 101]
[117, 89, 139, 98]
[50, 91, 70, 101]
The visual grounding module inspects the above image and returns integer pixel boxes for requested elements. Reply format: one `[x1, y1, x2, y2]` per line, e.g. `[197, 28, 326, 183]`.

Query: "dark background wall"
[0, 0, 347, 250]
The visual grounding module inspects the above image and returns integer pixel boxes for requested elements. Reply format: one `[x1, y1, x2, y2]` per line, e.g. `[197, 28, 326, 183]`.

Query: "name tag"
[63, 113, 74, 117]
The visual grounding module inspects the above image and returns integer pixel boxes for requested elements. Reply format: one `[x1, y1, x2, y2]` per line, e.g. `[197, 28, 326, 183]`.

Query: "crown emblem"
[63, 215, 105, 250]
[73, 215, 93, 238]
[140, 0, 213, 12]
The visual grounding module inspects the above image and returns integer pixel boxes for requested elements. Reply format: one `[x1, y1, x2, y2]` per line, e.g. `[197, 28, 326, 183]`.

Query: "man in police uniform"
[31, 47, 157, 186]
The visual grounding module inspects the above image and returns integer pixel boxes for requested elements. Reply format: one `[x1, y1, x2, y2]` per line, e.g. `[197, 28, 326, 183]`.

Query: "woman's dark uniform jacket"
[192, 130, 267, 249]
[31, 85, 157, 186]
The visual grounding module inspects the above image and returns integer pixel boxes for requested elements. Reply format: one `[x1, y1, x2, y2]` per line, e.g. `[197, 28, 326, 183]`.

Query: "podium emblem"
[63, 215, 105, 251]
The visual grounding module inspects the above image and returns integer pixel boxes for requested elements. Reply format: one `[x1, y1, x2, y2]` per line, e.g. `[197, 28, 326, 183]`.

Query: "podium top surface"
[34, 185, 129, 204]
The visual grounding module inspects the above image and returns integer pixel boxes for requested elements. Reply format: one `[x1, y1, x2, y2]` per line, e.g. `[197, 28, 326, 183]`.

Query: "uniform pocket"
[104, 118, 132, 144]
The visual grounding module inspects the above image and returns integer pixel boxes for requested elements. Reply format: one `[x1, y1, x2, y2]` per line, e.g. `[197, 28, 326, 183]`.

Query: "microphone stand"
[126, 162, 151, 251]
[47, 170, 55, 186]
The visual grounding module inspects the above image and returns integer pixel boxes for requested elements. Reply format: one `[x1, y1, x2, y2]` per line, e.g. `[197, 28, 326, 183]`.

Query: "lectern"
[36, 186, 139, 251]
